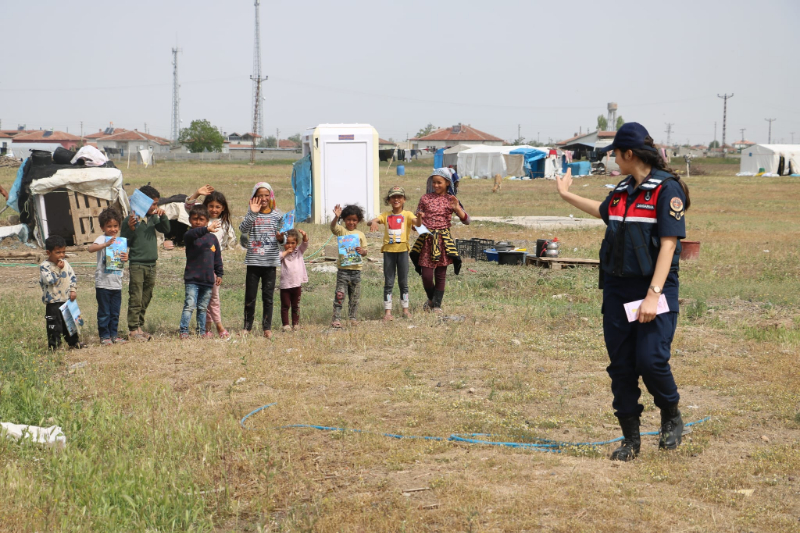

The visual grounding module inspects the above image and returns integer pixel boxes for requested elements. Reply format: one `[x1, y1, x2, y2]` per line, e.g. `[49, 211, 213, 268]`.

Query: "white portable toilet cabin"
[301, 124, 380, 224]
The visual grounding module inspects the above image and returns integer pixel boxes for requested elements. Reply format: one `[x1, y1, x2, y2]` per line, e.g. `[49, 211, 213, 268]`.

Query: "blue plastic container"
[397, 165, 405, 176]
[484, 249, 499, 262]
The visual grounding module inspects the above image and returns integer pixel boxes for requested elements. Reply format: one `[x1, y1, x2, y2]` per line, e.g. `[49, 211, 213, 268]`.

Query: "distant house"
[278, 139, 298, 149]
[84, 127, 128, 141]
[378, 138, 396, 150]
[412, 123, 504, 150]
[12, 130, 82, 150]
[227, 132, 262, 150]
[733, 139, 756, 152]
[95, 129, 171, 156]
[556, 130, 618, 159]
[0, 132, 12, 155]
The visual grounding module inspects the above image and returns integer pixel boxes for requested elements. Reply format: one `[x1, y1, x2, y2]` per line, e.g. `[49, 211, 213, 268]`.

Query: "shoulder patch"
[611, 197, 621, 206]
[669, 197, 684, 211]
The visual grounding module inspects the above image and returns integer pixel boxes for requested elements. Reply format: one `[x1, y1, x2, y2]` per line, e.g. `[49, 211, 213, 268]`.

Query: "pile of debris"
[0, 155, 21, 168]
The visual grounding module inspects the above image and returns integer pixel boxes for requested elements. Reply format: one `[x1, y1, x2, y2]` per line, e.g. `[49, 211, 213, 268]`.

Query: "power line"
[765, 118, 776, 144]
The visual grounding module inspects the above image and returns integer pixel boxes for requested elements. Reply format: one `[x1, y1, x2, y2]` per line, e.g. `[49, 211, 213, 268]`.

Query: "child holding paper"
[121, 184, 170, 341]
[39, 235, 85, 350]
[329, 204, 367, 328]
[87, 207, 129, 345]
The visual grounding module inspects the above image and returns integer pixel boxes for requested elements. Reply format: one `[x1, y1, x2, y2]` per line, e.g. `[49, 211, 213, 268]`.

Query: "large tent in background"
[443, 144, 479, 168]
[739, 144, 800, 175]
[510, 147, 555, 178]
[456, 145, 541, 179]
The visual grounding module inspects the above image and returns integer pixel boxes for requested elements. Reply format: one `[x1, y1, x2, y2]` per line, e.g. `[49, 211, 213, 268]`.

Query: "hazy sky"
[2, 0, 798, 145]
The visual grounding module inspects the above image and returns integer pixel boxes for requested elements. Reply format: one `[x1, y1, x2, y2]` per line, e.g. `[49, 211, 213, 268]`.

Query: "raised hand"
[556, 168, 573, 196]
[448, 195, 459, 210]
[249, 197, 261, 213]
[128, 214, 138, 230]
[298, 229, 308, 241]
[333, 204, 342, 218]
[208, 219, 221, 233]
[197, 184, 214, 196]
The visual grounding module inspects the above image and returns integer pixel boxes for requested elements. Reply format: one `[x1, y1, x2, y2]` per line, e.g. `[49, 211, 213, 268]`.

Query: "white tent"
[457, 145, 561, 179]
[739, 144, 800, 175]
[442, 144, 478, 167]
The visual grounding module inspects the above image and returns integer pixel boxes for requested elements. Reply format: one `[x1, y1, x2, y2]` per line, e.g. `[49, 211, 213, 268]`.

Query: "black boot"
[432, 290, 445, 310]
[659, 404, 683, 450]
[610, 415, 641, 461]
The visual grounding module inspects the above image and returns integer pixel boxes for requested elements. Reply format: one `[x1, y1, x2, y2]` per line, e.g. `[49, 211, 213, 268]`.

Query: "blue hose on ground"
[239, 403, 711, 453]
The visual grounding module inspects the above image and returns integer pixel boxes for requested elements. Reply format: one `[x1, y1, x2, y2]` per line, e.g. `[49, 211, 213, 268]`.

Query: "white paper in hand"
[414, 224, 430, 235]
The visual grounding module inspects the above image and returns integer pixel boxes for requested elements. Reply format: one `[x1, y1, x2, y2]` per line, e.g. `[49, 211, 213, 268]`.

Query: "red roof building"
[12, 130, 82, 149]
[94, 129, 172, 155]
[413, 123, 504, 149]
[278, 139, 298, 149]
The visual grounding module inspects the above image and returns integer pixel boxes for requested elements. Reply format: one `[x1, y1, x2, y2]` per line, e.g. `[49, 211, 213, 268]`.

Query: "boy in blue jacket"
[180, 205, 223, 339]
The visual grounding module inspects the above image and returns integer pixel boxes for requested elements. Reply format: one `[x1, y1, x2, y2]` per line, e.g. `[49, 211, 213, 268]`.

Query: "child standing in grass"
[185, 184, 236, 339]
[279, 228, 309, 331]
[410, 168, 469, 313]
[329, 204, 367, 328]
[121, 184, 170, 341]
[240, 182, 285, 338]
[180, 205, 223, 339]
[40, 235, 85, 350]
[368, 186, 419, 321]
[87, 207, 129, 345]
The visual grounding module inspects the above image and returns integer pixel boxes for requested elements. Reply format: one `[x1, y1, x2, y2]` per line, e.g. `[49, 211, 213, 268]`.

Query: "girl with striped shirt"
[240, 182, 285, 338]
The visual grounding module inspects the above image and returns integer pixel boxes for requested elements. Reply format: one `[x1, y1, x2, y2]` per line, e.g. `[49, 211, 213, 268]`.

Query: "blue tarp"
[510, 148, 548, 178]
[433, 148, 445, 169]
[6, 158, 26, 212]
[291, 154, 312, 223]
[566, 161, 592, 176]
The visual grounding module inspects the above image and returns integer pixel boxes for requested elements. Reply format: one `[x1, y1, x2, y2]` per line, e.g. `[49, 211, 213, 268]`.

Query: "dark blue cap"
[597, 122, 657, 154]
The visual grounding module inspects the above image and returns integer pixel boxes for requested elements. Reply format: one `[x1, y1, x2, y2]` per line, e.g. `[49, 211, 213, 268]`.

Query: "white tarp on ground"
[1, 422, 66, 448]
[457, 145, 538, 179]
[739, 144, 800, 175]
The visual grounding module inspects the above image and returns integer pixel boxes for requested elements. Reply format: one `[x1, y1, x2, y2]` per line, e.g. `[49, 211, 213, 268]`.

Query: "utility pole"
[791, 132, 795, 144]
[517, 124, 521, 141]
[717, 93, 733, 157]
[665, 123, 674, 146]
[144, 122, 148, 134]
[80, 121, 83, 139]
[713, 121, 717, 146]
[765, 118, 776, 144]
[276, 128, 280, 148]
[171, 47, 182, 143]
[739, 128, 745, 142]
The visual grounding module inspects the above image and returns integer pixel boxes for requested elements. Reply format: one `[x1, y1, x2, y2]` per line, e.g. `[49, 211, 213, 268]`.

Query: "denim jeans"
[96, 288, 122, 339]
[180, 283, 213, 335]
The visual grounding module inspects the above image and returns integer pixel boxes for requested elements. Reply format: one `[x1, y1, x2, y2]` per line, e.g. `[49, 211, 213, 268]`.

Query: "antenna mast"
[250, 0, 268, 163]
[171, 47, 182, 143]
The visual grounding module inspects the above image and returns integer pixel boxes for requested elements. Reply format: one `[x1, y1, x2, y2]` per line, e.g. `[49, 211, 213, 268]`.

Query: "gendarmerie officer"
[556, 122, 690, 461]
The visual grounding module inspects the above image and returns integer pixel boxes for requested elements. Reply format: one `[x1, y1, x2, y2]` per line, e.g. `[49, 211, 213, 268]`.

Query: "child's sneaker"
[113, 337, 128, 344]
[69, 342, 88, 350]
[282, 325, 292, 332]
[202, 331, 215, 339]
[219, 330, 231, 340]
[292, 325, 300, 332]
[100, 338, 114, 346]
[179, 332, 190, 340]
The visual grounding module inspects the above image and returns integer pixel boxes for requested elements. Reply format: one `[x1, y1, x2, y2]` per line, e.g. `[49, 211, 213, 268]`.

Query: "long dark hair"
[630, 136, 691, 211]
[203, 191, 231, 227]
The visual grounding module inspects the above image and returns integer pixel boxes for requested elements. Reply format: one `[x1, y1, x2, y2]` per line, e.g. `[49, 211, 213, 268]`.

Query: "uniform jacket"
[599, 169, 686, 278]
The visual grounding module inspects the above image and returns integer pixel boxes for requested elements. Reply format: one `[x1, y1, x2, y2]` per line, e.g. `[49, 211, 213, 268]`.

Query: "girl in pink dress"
[410, 168, 470, 312]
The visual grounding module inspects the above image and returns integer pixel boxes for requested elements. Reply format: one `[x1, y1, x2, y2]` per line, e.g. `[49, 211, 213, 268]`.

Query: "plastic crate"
[472, 238, 495, 261]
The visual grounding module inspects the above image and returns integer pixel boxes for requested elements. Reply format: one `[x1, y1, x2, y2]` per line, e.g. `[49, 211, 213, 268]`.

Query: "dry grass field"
[0, 158, 799, 531]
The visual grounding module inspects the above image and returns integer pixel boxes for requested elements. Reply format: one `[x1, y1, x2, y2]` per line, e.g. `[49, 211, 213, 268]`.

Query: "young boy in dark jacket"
[120, 184, 170, 341]
[180, 205, 223, 339]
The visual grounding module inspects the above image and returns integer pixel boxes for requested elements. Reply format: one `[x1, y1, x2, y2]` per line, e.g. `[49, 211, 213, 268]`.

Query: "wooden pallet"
[67, 191, 115, 245]
[526, 256, 599, 270]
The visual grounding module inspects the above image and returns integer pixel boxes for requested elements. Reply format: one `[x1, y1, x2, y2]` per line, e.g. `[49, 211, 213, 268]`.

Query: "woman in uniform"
[555, 122, 690, 461]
